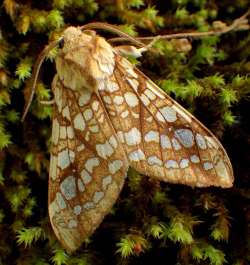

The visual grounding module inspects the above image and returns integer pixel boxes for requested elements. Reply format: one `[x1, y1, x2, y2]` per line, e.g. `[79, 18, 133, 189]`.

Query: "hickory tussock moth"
[22, 23, 233, 252]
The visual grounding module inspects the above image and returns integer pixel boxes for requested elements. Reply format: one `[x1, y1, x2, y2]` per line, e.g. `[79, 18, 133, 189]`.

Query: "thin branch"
[109, 8, 250, 44]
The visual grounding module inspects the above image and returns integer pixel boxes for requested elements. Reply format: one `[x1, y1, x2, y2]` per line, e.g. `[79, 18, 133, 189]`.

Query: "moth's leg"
[114, 36, 161, 58]
[39, 99, 55, 105]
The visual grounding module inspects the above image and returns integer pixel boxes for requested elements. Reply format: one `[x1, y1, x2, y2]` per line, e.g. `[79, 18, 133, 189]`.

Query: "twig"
[109, 8, 250, 44]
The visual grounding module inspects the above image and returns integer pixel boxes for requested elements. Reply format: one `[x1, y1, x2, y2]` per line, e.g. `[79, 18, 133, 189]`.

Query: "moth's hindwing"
[49, 75, 128, 252]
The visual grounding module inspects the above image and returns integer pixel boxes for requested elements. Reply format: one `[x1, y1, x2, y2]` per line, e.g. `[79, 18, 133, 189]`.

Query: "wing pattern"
[98, 54, 233, 188]
[49, 75, 128, 252]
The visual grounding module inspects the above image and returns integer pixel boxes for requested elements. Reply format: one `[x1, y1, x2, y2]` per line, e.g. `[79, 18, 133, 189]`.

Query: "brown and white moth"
[22, 24, 233, 252]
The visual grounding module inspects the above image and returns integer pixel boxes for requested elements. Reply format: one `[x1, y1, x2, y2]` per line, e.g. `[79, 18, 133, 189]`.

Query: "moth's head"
[59, 27, 92, 51]
[55, 26, 115, 91]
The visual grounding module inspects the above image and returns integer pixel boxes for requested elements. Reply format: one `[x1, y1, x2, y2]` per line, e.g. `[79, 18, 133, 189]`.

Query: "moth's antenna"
[79, 22, 145, 48]
[21, 38, 62, 122]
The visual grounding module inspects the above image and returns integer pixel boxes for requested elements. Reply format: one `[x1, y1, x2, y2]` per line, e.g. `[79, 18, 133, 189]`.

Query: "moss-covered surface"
[0, 1, 250, 264]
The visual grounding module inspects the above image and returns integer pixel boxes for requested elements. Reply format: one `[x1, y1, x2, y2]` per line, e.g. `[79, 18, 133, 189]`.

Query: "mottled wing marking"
[49, 75, 128, 252]
[98, 54, 233, 188]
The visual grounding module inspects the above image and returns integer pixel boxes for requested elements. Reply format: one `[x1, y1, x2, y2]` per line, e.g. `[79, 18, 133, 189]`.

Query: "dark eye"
[58, 38, 65, 49]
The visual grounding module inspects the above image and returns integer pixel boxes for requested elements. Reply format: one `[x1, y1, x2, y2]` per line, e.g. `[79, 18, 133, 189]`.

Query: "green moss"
[0, 1, 249, 264]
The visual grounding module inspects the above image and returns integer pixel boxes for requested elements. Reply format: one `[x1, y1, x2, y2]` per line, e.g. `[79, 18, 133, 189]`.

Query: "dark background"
[0, 1, 249, 264]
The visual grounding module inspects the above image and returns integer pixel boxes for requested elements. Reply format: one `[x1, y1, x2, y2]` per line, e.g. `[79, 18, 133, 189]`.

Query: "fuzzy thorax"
[56, 26, 115, 92]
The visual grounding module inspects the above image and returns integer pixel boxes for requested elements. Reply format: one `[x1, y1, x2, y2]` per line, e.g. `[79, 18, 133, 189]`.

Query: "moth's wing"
[49, 76, 129, 252]
[99, 55, 233, 188]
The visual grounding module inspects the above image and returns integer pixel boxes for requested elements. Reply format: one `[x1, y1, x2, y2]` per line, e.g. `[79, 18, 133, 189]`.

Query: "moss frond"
[51, 248, 69, 265]
[16, 227, 46, 247]
[15, 57, 33, 81]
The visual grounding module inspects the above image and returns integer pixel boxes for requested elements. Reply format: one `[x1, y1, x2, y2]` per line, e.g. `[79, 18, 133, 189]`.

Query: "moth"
[22, 24, 233, 252]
